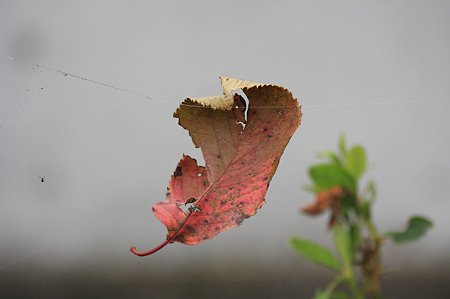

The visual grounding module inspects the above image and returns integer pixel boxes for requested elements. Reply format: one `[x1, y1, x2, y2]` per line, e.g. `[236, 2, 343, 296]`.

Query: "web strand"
[0, 74, 63, 130]
[0, 51, 155, 102]
[1, 50, 449, 112]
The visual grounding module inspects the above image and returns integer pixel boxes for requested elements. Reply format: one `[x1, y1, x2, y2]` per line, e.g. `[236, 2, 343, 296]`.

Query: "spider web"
[0, 50, 449, 274]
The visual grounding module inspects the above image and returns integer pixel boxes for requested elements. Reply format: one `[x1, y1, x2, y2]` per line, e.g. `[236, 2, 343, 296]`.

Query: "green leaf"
[340, 193, 359, 214]
[343, 145, 367, 179]
[339, 134, 347, 156]
[333, 225, 352, 268]
[359, 200, 371, 221]
[317, 150, 341, 166]
[349, 224, 360, 257]
[331, 292, 350, 299]
[314, 289, 331, 299]
[365, 180, 377, 202]
[304, 183, 321, 193]
[309, 164, 356, 192]
[385, 216, 433, 244]
[314, 287, 349, 299]
[290, 238, 340, 272]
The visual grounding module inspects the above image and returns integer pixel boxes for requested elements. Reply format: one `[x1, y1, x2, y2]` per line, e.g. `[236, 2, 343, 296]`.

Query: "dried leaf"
[302, 186, 343, 227]
[131, 77, 301, 256]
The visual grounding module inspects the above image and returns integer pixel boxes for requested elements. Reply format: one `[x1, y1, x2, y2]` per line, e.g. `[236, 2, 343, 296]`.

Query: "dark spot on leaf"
[240, 161, 245, 165]
[235, 214, 246, 225]
[215, 226, 220, 231]
[174, 166, 182, 177]
[217, 154, 221, 159]
[186, 197, 196, 204]
[166, 192, 171, 197]
[185, 226, 197, 234]
[264, 177, 268, 181]
[268, 134, 272, 138]
[202, 219, 209, 224]
[236, 202, 245, 209]
[174, 235, 184, 242]
[263, 128, 268, 132]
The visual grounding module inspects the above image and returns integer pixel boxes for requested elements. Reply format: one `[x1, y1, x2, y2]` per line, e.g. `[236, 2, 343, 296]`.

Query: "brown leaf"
[301, 186, 343, 227]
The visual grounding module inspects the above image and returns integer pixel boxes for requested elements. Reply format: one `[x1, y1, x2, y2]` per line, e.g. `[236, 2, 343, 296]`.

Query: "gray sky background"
[0, 0, 449, 294]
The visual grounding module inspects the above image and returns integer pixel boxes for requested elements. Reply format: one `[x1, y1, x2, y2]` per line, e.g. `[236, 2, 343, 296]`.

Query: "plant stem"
[361, 217, 383, 298]
[324, 275, 345, 294]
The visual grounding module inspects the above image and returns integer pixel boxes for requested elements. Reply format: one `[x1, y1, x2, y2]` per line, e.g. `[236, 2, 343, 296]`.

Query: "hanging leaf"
[385, 216, 433, 244]
[131, 77, 302, 256]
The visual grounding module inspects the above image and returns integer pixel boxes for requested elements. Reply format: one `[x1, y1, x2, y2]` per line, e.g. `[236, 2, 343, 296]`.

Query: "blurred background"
[1, 1, 449, 298]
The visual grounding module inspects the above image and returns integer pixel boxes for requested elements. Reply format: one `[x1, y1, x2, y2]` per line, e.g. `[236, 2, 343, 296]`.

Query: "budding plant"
[290, 136, 433, 299]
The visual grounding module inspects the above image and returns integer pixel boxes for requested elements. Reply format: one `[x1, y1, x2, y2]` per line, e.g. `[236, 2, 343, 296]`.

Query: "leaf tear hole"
[235, 89, 249, 126]
[188, 204, 201, 213]
[179, 201, 201, 213]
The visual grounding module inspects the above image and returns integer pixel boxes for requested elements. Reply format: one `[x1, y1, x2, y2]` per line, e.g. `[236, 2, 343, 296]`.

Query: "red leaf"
[131, 77, 302, 256]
